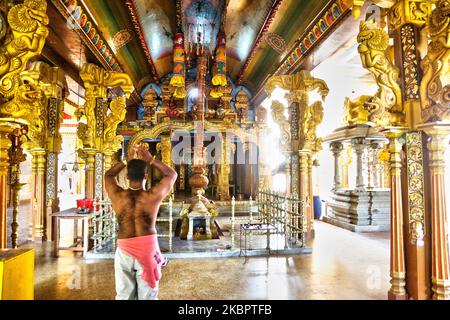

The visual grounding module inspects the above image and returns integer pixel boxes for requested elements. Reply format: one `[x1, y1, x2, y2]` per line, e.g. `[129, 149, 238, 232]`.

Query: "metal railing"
[91, 197, 174, 253]
[92, 199, 117, 253]
[257, 190, 307, 248]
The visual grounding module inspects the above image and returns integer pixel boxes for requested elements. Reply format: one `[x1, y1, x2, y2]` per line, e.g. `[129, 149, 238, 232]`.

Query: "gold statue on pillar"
[78, 63, 134, 152]
[357, 20, 405, 126]
[420, 0, 450, 123]
[0, 0, 49, 99]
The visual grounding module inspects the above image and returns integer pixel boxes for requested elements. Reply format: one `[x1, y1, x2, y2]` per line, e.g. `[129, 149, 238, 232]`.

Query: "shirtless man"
[105, 145, 177, 300]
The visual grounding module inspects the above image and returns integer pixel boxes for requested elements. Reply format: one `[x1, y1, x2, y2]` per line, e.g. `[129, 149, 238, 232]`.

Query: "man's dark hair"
[127, 159, 148, 181]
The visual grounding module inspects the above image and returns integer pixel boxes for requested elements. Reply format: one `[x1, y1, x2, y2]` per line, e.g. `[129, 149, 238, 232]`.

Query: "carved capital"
[388, 0, 432, 33]
[79, 64, 134, 152]
[266, 71, 329, 152]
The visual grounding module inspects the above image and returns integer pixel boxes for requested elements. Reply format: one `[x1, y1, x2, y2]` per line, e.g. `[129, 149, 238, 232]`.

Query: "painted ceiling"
[49, 0, 343, 98]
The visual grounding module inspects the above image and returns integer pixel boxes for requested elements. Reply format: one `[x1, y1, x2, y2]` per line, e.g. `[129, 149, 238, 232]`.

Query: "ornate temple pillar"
[330, 141, 343, 191]
[386, 129, 407, 300]
[20, 62, 67, 241]
[417, 0, 450, 299]
[0, 122, 22, 248]
[421, 125, 450, 299]
[266, 71, 329, 241]
[78, 64, 134, 200]
[352, 138, 367, 191]
[217, 132, 231, 201]
[0, 0, 50, 246]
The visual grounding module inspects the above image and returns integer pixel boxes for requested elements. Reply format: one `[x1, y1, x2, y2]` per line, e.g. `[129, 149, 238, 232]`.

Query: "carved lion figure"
[357, 20, 404, 126]
[103, 96, 127, 152]
[0, 80, 42, 121]
[0, 0, 49, 99]
[420, 0, 450, 122]
[343, 95, 371, 125]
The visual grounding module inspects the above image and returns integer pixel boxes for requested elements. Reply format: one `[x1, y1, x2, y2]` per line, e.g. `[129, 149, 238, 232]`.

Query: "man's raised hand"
[137, 146, 154, 164]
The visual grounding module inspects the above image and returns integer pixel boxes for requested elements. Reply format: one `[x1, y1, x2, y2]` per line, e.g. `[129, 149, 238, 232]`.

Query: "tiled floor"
[33, 221, 390, 300]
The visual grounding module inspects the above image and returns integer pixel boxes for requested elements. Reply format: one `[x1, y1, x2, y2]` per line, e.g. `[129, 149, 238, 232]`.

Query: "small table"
[239, 223, 277, 258]
[52, 208, 93, 257]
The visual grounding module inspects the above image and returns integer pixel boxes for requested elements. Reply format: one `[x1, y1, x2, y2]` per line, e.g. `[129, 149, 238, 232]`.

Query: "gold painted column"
[386, 129, 407, 300]
[422, 125, 450, 300]
[217, 132, 231, 201]
[0, 122, 19, 248]
[83, 149, 96, 200]
[30, 149, 47, 242]
[299, 151, 311, 237]
[307, 153, 314, 236]
[9, 128, 27, 248]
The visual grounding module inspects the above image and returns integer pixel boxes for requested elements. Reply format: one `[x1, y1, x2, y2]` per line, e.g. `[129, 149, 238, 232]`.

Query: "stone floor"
[32, 221, 390, 300]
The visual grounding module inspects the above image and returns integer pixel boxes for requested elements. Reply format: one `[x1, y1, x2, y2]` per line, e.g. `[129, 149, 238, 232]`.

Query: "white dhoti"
[114, 248, 159, 300]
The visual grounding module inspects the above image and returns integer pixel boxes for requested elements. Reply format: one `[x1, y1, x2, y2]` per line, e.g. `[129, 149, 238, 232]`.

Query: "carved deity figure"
[0, 0, 49, 99]
[420, 0, 450, 122]
[357, 20, 404, 126]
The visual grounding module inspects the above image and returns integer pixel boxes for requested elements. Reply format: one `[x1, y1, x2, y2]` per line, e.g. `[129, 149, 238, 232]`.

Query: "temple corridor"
[34, 221, 389, 300]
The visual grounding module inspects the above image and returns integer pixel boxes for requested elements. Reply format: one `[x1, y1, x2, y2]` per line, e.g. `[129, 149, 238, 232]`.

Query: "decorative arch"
[127, 121, 258, 156]
[127, 121, 194, 155]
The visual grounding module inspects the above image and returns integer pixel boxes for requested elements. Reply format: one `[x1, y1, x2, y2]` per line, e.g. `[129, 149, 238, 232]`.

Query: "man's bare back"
[105, 146, 177, 239]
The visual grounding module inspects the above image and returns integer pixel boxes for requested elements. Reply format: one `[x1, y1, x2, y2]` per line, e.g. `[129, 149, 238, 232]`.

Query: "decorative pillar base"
[388, 273, 408, 300]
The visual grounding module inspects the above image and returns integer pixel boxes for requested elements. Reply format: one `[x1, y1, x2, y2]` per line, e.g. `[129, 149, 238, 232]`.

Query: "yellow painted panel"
[0, 249, 34, 300]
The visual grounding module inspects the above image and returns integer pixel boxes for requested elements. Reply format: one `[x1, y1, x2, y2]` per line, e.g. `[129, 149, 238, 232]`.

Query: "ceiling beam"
[252, 0, 351, 104]
[50, 0, 142, 104]
[125, 0, 159, 82]
[236, 0, 284, 84]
